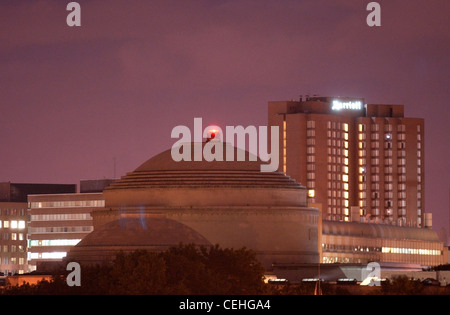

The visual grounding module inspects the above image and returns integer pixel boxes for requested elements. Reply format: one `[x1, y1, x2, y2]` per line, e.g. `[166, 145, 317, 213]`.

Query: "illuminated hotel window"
[358, 124, 366, 132]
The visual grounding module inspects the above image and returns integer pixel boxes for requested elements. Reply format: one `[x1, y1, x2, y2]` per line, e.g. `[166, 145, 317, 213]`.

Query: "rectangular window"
[359, 124, 366, 132]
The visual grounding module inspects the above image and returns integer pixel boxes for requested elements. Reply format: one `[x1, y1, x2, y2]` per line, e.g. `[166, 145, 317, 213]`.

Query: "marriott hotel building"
[268, 96, 446, 265]
[269, 96, 424, 226]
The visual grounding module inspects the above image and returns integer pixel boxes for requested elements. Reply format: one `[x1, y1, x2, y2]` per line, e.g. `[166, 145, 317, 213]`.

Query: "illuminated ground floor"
[321, 220, 447, 266]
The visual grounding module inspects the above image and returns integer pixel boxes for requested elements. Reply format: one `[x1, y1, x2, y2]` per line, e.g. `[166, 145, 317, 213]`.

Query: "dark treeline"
[1, 244, 270, 295]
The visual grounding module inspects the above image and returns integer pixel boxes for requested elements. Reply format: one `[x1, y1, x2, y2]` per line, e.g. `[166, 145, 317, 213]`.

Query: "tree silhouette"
[1, 244, 269, 295]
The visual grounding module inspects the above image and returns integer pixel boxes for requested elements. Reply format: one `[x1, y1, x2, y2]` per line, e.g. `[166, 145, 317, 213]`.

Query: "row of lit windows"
[381, 247, 440, 256]
[1, 245, 25, 253]
[358, 133, 412, 142]
[326, 139, 348, 148]
[1, 257, 26, 265]
[29, 226, 93, 234]
[1, 232, 25, 241]
[29, 200, 105, 209]
[28, 239, 82, 247]
[359, 141, 408, 150]
[327, 121, 347, 131]
[28, 252, 67, 260]
[30, 213, 93, 221]
[323, 243, 441, 256]
[0, 220, 26, 229]
[322, 243, 380, 253]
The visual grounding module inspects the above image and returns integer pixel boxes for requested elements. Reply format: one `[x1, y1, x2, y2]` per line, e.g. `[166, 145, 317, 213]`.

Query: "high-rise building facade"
[269, 96, 425, 227]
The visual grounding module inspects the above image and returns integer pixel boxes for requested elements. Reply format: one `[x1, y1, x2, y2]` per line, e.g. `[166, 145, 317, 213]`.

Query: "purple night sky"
[0, 1, 449, 241]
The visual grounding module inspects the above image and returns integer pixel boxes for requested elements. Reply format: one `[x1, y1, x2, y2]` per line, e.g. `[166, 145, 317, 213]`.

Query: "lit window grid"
[306, 120, 315, 203]
[0, 220, 26, 230]
[326, 121, 349, 221]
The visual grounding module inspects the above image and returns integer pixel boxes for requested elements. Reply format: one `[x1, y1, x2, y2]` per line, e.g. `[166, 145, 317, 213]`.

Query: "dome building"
[66, 143, 321, 268]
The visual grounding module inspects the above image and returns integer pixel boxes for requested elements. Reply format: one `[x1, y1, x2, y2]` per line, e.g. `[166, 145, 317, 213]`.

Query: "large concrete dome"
[71, 142, 320, 268]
